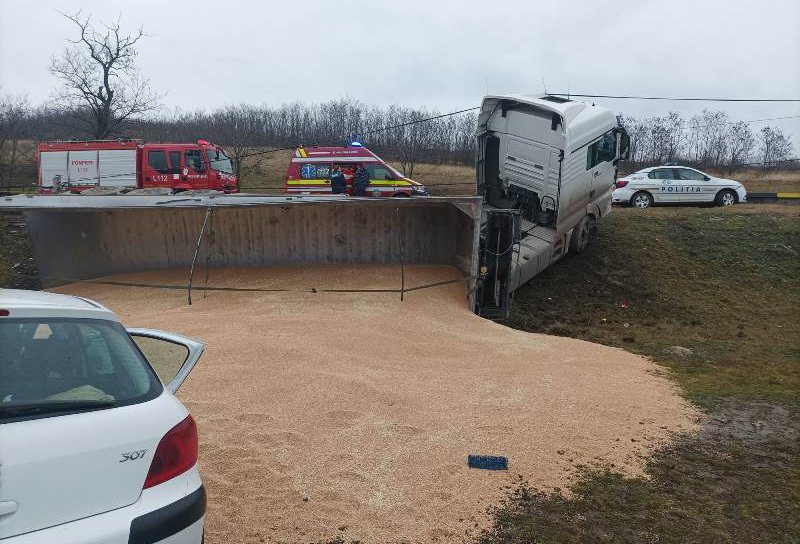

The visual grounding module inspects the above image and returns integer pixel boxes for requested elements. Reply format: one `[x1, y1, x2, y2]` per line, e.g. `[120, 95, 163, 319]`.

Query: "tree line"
[619, 110, 795, 170]
[0, 94, 479, 187]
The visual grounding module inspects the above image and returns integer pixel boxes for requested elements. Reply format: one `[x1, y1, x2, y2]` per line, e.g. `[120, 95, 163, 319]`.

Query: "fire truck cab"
[284, 144, 429, 197]
[37, 139, 239, 194]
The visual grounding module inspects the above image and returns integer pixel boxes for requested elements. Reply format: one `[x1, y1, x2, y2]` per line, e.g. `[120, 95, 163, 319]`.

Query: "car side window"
[367, 165, 392, 180]
[147, 150, 169, 174]
[677, 169, 705, 181]
[648, 169, 674, 180]
[586, 131, 616, 170]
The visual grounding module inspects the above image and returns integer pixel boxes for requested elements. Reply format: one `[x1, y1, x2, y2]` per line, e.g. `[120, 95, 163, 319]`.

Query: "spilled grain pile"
[56, 265, 697, 543]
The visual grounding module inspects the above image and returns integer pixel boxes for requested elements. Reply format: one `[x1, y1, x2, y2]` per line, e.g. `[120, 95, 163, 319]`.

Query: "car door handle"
[0, 501, 18, 516]
[593, 171, 600, 178]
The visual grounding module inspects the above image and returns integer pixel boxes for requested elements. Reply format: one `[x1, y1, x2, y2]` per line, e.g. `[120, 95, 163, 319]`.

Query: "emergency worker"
[330, 166, 346, 194]
[354, 164, 370, 196]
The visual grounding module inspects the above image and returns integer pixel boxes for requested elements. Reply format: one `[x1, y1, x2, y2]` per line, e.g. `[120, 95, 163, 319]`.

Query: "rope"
[187, 206, 213, 305]
[21, 273, 476, 296]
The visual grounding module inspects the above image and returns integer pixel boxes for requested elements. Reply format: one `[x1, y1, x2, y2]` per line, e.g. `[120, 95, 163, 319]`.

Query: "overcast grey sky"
[1, 0, 799, 141]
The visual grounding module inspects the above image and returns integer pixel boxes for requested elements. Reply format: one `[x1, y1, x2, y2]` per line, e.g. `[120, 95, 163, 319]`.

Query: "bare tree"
[0, 93, 36, 190]
[725, 121, 755, 168]
[49, 11, 160, 139]
[210, 105, 271, 180]
[688, 109, 729, 166]
[758, 126, 794, 168]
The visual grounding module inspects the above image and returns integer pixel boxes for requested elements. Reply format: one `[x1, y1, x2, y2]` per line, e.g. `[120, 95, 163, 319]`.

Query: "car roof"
[635, 165, 701, 173]
[0, 289, 118, 321]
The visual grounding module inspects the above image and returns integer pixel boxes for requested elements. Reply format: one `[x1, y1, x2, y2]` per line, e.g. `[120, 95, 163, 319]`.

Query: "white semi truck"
[474, 94, 630, 315]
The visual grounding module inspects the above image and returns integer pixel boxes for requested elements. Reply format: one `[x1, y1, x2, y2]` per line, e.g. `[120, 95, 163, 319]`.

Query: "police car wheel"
[716, 189, 737, 206]
[631, 191, 653, 209]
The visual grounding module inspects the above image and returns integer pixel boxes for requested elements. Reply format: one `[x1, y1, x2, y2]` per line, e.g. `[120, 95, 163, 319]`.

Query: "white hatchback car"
[613, 166, 747, 208]
[0, 289, 206, 544]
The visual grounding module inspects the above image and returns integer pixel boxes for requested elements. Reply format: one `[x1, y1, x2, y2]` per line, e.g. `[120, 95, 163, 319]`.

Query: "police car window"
[648, 169, 674, 180]
[367, 165, 392, 180]
[147, 150, 169, 174]
[169, 151, 181, 173]
[677, 169, 705, 181]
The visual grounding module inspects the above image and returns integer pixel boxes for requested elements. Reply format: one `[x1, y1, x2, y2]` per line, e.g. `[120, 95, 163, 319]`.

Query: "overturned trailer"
[0, 193, 485, 307]
[1, 94, 629, 317]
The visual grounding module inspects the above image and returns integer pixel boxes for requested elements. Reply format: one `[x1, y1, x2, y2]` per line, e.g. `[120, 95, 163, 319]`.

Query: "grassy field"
[479, 204, 800, 544]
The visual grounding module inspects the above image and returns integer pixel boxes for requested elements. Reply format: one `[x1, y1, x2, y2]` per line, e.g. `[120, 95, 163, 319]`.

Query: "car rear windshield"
[0, 318, 161, 422]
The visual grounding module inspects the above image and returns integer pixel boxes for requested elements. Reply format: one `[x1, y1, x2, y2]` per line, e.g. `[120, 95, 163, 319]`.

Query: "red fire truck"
[284, 144, 429, 197]
[37, 139, 239, 194]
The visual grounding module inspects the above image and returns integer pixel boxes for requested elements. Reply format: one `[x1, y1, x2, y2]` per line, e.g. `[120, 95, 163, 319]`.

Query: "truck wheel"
[715, 189, 737, 206]
[569, 216, 591, 254]
[631, 191, 653, 209]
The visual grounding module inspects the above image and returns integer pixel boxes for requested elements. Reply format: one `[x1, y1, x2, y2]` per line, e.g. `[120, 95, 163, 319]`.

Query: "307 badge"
[119, 449, 147, 462]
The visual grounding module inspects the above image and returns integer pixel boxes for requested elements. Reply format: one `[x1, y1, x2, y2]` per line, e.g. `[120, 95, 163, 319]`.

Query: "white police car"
[0, 289, 206, 543]
[613, 166, 747, 208]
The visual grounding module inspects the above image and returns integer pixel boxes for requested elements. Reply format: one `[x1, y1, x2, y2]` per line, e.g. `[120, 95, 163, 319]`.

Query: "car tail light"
[143, 415, 198, 489]
[615, 179, 629, 188]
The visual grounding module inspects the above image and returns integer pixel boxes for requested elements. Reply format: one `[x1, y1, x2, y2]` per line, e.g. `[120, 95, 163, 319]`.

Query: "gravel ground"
[55, 265, 697, 543]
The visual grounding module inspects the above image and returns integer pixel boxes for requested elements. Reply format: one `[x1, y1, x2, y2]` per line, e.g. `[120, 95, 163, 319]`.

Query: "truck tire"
[569, 216, 591, 254]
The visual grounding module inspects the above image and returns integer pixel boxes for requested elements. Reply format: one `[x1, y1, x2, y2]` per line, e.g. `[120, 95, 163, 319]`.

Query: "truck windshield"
[0, 318, 161, 421]
[206, 148, 234, 174]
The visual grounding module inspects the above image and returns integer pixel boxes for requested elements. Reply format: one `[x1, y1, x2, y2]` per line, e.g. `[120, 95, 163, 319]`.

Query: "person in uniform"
[353, 164, 370, 196]
[330, 166, 346, 194]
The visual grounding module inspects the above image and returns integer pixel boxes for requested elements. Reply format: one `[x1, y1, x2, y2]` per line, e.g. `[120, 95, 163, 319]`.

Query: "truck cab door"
[586, 131, 616, 212]
[183, 148, 209, 189]
[143, 148, 171, 188]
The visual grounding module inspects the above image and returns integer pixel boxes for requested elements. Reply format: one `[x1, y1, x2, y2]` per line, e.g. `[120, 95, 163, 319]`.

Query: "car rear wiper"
[0, 399, 116, 418]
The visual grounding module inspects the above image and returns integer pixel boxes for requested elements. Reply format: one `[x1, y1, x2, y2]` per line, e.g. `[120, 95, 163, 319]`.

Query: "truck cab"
[477, 94, 629, 230]
[284, 144, 429, 197]
[475, 94, 630, 316]
[140, 140, 238, 193]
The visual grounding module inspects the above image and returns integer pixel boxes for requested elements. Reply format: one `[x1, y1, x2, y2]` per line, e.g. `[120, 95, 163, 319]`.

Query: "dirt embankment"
[55, 265, 697, 543]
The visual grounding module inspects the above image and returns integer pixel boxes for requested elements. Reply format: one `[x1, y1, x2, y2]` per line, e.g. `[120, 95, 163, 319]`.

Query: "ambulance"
[284, 144, 429, 197]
